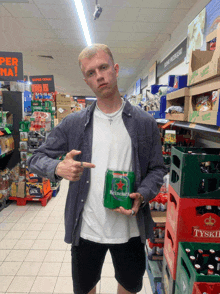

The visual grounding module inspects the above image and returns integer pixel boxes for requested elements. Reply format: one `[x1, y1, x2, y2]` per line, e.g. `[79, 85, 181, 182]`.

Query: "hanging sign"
[0, 52, 23, 81]
[29, 75, 55, 93]
[148, 62, 157, 86]
[157, 39, 187, 77]
[136, 78, 141, 95]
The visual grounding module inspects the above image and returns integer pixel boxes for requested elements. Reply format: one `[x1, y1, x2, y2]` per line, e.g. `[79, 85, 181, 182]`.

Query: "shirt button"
[81, 199, 84, 202]
[76, 218, 78, 221]
[86, 181, 89, 183]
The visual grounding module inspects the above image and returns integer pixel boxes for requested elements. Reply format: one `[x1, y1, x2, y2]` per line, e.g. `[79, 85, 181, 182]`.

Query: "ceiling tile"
[99, 0, 144, 8]
[0, 16, 24, 32]
[118, 21, 170, 34]
[176, 0, 197, 9]
[106, 40, 156, 49]
[0, 4, 13, 17]
[19, 29, 58, 39]
[159, 22, 178, 34]
[46, 18, 79, 31]
[170, 8, 190, 23]
[36, 3, 75, 19]
[138, 8, 175, 23]
[141, 0, 179, 9]
[54, 29, 82, 40]
[18, 17, 51, 30]
[2, 3, 43, 18]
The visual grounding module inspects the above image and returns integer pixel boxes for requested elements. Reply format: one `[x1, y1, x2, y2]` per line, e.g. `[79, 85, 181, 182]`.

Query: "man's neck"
[96, 93, 123, 114]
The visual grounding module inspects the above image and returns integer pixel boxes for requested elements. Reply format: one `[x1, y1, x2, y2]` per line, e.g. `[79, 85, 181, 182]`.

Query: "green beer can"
[103, 169, 136, 210]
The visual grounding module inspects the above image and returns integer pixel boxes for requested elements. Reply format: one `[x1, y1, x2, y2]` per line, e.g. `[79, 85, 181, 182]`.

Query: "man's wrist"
[139, 194, 145, 207]
[55, 163, 62, 180]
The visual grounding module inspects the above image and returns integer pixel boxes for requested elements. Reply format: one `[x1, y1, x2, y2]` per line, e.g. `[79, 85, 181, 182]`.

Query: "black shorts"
[71, 236, 146, 294]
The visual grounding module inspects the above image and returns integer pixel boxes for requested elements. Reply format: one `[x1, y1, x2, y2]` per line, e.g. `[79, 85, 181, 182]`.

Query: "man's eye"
[102, 65, 107, 70]
[88, 72, 93, 76]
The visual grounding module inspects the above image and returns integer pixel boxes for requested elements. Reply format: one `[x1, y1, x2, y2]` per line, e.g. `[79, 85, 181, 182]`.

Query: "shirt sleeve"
[137, 119, 167, 205]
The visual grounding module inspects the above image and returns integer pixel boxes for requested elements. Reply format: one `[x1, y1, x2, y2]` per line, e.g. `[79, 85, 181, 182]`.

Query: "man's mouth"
[98, 83, 108, 88]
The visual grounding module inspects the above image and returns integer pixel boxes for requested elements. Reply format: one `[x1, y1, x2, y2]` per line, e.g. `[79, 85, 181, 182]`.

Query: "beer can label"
[103, 169, 135, 210]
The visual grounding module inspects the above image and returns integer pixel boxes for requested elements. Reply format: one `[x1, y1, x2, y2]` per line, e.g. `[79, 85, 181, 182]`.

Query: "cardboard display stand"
[188, 23, 220, 86]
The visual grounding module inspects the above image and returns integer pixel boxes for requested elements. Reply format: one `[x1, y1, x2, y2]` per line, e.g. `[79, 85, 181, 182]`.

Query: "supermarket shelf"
[156, 119, 220, 134]
[172, 121, 220, 134]
[0, 149, 14, 159]
[145, 251, 164, 294]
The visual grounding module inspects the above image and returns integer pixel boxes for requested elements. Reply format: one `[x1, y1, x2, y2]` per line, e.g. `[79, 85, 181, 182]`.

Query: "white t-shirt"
[80, 101, 140, 244]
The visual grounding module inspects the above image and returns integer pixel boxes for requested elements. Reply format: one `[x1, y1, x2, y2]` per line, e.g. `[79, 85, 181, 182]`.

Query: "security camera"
[93, 4, 102, 20]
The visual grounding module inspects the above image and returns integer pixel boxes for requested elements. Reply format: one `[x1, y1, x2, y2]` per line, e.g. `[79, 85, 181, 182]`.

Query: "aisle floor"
[0, 179, 153, 294]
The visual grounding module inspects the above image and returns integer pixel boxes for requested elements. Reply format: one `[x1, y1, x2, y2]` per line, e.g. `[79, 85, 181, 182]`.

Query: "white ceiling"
[0, 0, 197, 96]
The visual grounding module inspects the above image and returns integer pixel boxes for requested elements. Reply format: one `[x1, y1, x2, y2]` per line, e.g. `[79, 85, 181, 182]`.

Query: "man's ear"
[114, 63, 119, 77]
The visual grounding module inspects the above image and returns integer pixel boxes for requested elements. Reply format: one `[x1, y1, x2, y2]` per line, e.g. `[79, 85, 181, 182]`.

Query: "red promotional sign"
[0, 52, 23, 81]
[30, 75, 55, 93]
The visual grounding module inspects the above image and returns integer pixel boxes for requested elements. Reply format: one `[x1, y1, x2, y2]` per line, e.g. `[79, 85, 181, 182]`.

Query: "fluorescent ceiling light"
[73, 0, 92, 46]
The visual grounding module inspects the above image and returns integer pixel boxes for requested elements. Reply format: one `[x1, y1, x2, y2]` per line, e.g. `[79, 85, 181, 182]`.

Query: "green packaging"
[103, 169, 135, 209]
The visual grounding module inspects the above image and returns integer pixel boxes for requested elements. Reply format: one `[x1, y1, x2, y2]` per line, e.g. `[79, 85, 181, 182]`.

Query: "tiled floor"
[0, 179, 153, 294]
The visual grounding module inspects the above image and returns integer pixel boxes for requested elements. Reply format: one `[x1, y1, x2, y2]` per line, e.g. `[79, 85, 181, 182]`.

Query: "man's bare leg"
[117, 283, 136, 294]
[88, 285, 96, 294]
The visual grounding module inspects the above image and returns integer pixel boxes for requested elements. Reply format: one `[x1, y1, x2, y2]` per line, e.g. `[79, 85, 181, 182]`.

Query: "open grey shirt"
[27, 99, 167, 245]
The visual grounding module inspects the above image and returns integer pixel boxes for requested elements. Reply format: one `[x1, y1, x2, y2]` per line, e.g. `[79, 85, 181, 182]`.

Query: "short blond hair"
[78, 44, 114, 69]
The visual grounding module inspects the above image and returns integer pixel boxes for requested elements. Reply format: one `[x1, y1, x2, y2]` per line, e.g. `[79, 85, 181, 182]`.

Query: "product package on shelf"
[30, 111, 51, 132]
[165, 87, 190, 122]
[146, 239, 164, 261]
[0, 135, 14, 156]
[0, 109, 13, 128]
[188, 76, 220, 126]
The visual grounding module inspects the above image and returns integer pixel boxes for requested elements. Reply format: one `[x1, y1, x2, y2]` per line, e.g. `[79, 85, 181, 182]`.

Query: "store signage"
[29, 75, 55, 93]
[148, 62, 157, 86]
[141, 76, 148, 89]
[157, 39, 187, 77]
[0, 52, 23, 81]
[136, 78, 141, 95]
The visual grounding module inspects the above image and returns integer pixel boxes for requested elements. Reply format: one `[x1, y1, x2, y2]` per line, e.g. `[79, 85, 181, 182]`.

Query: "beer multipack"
[103, 169, 135, 210]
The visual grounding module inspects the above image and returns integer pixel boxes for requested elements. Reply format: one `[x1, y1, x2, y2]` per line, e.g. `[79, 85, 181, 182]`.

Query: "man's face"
[81, 50, 119, 98]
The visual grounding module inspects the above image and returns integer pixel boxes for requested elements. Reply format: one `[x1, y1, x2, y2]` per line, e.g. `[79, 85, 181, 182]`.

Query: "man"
[28, 44, 166, 294]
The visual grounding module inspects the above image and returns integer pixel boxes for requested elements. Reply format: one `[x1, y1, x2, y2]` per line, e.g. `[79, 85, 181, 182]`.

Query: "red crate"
[164, 222, 179, 280]
[167, 185, 220, 243]
[192, 282, 220, 294]
[9, 191, 52, 206]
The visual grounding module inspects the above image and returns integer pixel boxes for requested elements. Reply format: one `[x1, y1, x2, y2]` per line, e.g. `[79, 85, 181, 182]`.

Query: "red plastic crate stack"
[164, 185, 220, 281]
[192, 282, 220, 294]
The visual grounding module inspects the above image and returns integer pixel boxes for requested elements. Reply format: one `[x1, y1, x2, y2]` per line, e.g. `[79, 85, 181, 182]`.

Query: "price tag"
[4, 128, 11, 134]
[0, 131, 4, 136]
[189, 123, 196, 129]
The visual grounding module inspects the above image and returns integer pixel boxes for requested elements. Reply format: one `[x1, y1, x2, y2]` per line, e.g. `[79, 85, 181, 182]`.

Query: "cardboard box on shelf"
[166, 87, 190, 121]
[56, 105, 71, 120]
[188, 76, 220, 126]
[188, 23, 220, 86]
[56, 94, 71, 106]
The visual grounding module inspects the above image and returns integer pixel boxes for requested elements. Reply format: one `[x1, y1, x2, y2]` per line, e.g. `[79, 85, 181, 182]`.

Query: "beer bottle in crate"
[207, 264, 215, 275]
[190, 255, 196, 266]
[185, 248, 191, 257]
[195, 249, 204, 266]
[215, 257, 220, 273]
[208, 249, 216, 265]
[194, 264, 202, 274]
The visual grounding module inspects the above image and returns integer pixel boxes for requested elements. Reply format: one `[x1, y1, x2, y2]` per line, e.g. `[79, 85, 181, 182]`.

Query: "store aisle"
[0, 179, 152, 294]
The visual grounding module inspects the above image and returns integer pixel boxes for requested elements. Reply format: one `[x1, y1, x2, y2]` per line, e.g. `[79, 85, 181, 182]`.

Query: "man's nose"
[96, 70, 104, 81]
